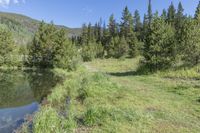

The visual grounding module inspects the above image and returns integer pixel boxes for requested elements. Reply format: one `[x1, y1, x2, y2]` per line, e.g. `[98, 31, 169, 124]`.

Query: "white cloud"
[0, 0, 25, 7]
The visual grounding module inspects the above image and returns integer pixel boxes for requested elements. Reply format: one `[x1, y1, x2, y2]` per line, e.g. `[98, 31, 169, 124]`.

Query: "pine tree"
[161, 9, 167, 20]
[107, 37, 116, 57]
[102, 22, 110, 55]
[120, 6, 139, 57]
[87, 23, 95, 43]
[95, 42, 104, 58]
[175, 2, 185, 56]
[81, 23, 88, 45]
[82, 42, 96, 61]
[53, 29, 78, 70]
[120, 6, 133, 38]
[129, 32, 139, 57]
[0, 27, 20, 67]
[28, 22, 57, 68]
[176, 2, 184, 22]
[144, 16, 176, 70]
[175, 2, 184, 29]
[147, 0, 153, 25]
[28, 21, 49, 67]
[134, 10, 142, 32]
[195, 1, 200, 20]
[97, 18, 103, 43]
[94, 22, 99, 42]
[115, 36, 129, 58]
[142, 14, 148, 41]
[133, 10, 142, 40]
[167, 2, 176, 26]
[181, 19, 200, 65]
[108, 14, 118, 37]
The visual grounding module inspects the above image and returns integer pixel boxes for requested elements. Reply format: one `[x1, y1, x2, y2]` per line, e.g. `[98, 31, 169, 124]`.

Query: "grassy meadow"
[18, 57, 200, 133]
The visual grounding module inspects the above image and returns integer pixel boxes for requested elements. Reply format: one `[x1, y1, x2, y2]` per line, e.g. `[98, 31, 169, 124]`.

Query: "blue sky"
[0, 0, 199, 28]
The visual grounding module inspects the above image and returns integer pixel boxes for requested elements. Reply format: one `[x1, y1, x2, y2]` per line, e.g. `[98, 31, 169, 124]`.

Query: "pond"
[0, 70, 62, 133]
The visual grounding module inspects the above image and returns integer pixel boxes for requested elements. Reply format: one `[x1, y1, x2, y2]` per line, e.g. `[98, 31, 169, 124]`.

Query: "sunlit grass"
[20, 58, 200, 133]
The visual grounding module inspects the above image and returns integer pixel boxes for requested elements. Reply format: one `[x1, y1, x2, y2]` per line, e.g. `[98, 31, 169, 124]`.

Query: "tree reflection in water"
[0, 69, 62, 133]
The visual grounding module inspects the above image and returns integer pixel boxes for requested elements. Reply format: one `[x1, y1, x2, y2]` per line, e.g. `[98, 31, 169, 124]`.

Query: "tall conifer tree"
[167, 2, 176, 26]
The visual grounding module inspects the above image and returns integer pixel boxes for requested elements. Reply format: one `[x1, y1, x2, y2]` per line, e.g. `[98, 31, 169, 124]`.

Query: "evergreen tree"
[161, 9, 167, 20]
[0, 27, 20, 67]
[133, 10, 142, 40]
[175, 2, 185, 29]
[102, 22, 110, 55]
[120, 6, 139, 57]
[167, 2, 176, 26]
[142, 14, 148, 41]
[93, 20, 103, 44]
[94, 22, 99, 42]
[129, 32, 139, 57]
[147, 0, 153, 25]
[54, 29, 78, 70]
[181, 19, 200, 65]
[28, 21, 57, 68]
[82, 42, 96, 61]
[97, 18, 103, 43]
[176, 2, 184, 22]
[144, 16, 176, 70]
[28, 21, 78, 69]
[108, 14, 118, 37]
[175, 2, 185, 56]
[95, 42, 104, 58]
[81, 23, 88, 45]
[195, 1, 200, 20]
[87, 23, 95, 43]
[120, 6, 133, 38]
[115, 36, 129, 58]
[107, 37, 116, 57]
[107, 14, 119, 57]
[133, 10, 142, 32]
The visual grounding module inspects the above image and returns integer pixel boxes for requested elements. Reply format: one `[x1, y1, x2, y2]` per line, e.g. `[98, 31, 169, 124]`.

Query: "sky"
[0, 0, 199, 28]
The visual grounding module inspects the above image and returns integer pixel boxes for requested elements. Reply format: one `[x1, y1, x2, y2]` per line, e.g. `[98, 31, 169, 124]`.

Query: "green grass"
[83, 58, 200, 132]
[19, 58, 200, 133]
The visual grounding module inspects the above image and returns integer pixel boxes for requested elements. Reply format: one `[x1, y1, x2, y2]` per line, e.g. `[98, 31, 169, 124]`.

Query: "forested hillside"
[0, 12, 81, 45]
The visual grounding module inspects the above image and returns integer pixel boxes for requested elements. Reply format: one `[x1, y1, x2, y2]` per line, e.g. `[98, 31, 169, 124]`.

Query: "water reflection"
[0, 70, 61, 133]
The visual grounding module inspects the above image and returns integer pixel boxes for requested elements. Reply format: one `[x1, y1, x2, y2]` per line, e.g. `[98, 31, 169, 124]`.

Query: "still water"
[0, 70, 62, 133]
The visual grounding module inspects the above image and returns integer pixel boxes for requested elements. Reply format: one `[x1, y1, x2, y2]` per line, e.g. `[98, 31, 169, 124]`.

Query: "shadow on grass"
[107, 65, 150, 77]
[197, 97, 200, 103]
[107, 71, 140, 77]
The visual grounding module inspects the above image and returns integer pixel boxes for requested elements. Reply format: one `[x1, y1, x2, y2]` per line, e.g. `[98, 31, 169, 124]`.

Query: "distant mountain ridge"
[0, 12, 81, 45]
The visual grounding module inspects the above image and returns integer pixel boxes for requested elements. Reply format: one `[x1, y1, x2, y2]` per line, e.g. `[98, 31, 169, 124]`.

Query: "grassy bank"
[19, 58, 200, 133]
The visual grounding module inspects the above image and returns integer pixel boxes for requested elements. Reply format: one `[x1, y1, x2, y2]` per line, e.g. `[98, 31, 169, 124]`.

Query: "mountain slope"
[0, 12, 81, 45]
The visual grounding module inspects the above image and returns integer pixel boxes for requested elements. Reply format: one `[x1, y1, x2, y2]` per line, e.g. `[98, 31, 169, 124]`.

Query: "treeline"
[0, 1, 200, 71]
[74, 0, 200, 71]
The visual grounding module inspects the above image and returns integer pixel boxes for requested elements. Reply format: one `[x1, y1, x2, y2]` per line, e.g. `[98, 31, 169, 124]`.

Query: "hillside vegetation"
[0, 12, 81, 45]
